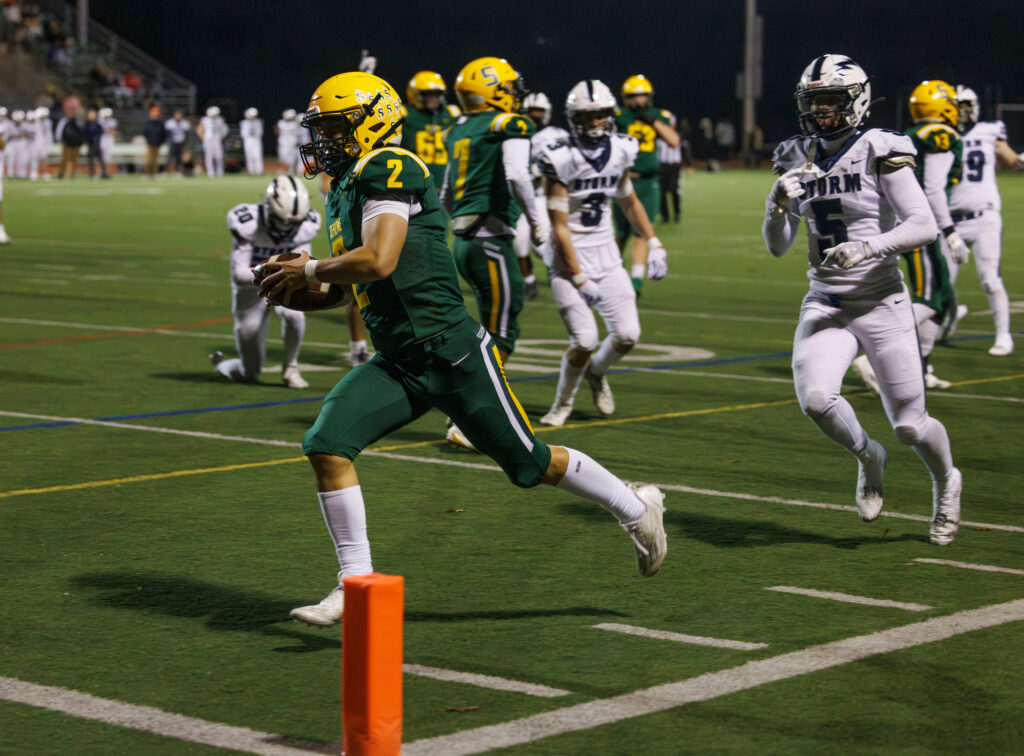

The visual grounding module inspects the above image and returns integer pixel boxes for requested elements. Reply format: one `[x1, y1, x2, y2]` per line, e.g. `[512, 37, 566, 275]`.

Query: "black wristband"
[942, 226, 955, 237]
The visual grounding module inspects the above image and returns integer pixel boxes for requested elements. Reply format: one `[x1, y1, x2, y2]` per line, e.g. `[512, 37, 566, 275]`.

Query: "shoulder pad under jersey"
[227, 203, 259, 240]
[490, 112, 536, 138]
[352, 147, 432, 196]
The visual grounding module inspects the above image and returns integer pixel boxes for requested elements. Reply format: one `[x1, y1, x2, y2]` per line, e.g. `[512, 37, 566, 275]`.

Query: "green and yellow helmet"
[454, 57, 526, 114]
[622, 74, 654, 98]
[406, 71, 446, 110]
[908, 80, 958, 126]
[299, 72, 404, 178]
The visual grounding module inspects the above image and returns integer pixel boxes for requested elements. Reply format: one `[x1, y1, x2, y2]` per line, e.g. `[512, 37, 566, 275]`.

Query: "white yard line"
[910, 558, 1024, 576]
[403, 665, 570, 698]
[765, 586, 933, 612]
[0, 677, 321, 756]
[593, 623, 767, 651]
[3, 410, 1023, 536]
[402, 598, 1024, 755]
[927, 392, 1024, 404]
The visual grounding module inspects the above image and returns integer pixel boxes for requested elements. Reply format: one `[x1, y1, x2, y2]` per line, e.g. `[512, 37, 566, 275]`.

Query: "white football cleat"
[290, 573, 345, 626]
[855, 439, 888, 521]
[851, 354, 880, 396]
[988, 335, 1014, 357]
[348, 347, 371, 367]
[924, 364, 951, 390]
[0, 226, 10, 244]
[445, 423, 478, 452]
[282, 366, 309, 389]
[622, 484, 667, 577]
[584, 365, 615, 415]
[930, 467, 962, 546]
[540, 403, 573, 427]
[209, 350, 224, 367]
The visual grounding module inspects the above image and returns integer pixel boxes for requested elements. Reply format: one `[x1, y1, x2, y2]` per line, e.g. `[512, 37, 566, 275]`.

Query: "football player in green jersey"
[259, 72, 667, 626]
[399, 71, 461, 189]
[904, 80, 968, 388]
[614, 75, 680, 293]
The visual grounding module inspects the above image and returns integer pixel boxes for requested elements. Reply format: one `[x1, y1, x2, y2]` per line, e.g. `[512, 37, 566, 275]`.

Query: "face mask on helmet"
[264, 176, 310, 239]
[795, 55, 870, 140]
[300, 109, 364, 179]
[569, 109, 614, 146]
[955, 86, 979, 132]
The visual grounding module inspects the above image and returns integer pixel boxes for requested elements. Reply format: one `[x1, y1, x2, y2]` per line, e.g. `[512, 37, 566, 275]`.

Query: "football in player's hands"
[254, 252, 352, 311]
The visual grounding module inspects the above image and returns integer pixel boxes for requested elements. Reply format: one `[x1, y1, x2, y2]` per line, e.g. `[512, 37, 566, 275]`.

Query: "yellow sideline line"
[3, 372, 1020, 499]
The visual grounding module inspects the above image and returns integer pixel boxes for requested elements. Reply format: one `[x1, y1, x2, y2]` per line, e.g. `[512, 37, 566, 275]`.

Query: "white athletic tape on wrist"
[571, 272, 588, 287]
[631, 264, 645, 279]
[616, 177, 634, 199]
[304, 258, 319, 283]
[648, 237, 663, 250]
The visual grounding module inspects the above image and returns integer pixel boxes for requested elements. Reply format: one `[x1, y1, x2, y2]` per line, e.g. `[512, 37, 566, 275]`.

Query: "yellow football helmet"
[406, 71, 446, 110]
[908, 80, 958, 126]
[300, 72, 404, 178]
[454, 57, 526, 113]
[622, 74, 654, 97]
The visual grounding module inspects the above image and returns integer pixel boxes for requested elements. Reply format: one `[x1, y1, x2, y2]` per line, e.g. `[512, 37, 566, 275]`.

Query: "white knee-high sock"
[556, 447, 645, 523]
[318, 486, 373, 576]
[986, 283, 1011, 337]
[589, 336, 626, 376]
[553, 355, 586, 407]
[281, 316, 305, 368]
[913, 303, 941, 358]
[810, 398, 869, 454]
[911, 417, 954, 482]
[215, 356, 249, 382]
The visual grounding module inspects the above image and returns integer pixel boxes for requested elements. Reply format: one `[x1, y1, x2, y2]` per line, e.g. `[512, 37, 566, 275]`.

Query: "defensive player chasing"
[260, 72, 667, 625]
[536, 80, 668, 426]
[951, 86, 1021, 356]
[762, 54, 962, 546]
[211, 176, 320, 389]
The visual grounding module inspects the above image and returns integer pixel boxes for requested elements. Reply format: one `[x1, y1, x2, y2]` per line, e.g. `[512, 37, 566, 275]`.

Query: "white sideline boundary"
[402, 598, 1024, 755]
[2, 409, 1023, 535]
[5, 600, 1022, 754]
[0, 677, 320, 756]
[593, 623, 768, 651]
[765, 585, 933, 612]
[403, 665, 571, 698]
[910, 558, 1024, 576]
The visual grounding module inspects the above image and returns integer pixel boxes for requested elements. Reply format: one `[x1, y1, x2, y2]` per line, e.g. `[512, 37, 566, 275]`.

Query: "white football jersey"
[537, 133, 638, 248]
[950, 121, 1006, 214]
[529, 125, 569, 193]
[772, 129, 918, 297]
[276, 119, 298, 143]
[200, 115, 226, 142]
[227, 203, 322, 281]
[240, 118, 263, 140]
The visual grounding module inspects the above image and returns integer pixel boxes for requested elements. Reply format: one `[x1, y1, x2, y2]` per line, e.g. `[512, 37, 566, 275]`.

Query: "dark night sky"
[89, 0, 1024, 141]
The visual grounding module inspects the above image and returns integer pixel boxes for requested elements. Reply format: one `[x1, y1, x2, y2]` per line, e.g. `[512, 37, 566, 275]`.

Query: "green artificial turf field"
[1, 168, 1022, 754]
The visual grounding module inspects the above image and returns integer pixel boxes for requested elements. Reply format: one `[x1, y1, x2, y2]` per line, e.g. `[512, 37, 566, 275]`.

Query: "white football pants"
[203, 140, 224, 177]
[550, 264, 641, 351]
[277, 140, 296, 170]
[950, 212, 1011, 339]
[100, 135, 114, 167]
[214, 283, 305, 382]
[792, 287, 953, 479]
[243, 137, 263, 175]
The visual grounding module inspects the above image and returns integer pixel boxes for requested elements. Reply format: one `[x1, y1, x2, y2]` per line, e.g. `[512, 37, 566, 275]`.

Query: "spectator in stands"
[54, 96, 84, 179]
[121, 70, 142, 105]
[142, 105, 165, 179]
[164, 109, 189, 175]
[83, 107, 108, 179]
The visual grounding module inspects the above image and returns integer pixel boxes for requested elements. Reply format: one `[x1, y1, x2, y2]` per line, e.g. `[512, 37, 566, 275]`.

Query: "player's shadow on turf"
[405, 606, 627, 622]
[152, 371, 237, 384]
[667, 511, 927, 549]
[0, 369, 88, 384]
[72, 571, 340, 653]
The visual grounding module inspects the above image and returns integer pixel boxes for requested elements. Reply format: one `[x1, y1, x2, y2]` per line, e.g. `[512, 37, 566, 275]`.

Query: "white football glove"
[574, 276, 603, 307]
[530, 223, 547, 249]
[821, 240, 878, 270]
[770, 167, 813, 207]
[646, 237, 668, 280]
[944, 229, 970, 264]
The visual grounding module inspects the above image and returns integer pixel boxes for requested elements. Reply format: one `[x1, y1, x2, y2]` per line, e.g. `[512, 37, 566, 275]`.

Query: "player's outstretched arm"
[994, 139, 1024, 170]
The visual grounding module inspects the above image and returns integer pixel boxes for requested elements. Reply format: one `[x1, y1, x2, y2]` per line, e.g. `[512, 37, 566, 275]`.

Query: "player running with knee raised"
[536, 79, 668, 427]
[211, 176, 320, 389]
[259, 72, 667, 626]
[762, 54, 962, 546]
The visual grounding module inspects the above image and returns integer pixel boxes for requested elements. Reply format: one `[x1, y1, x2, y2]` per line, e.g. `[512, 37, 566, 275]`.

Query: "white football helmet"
[98, 107, 111, 119]
[244, 107, 259, 119]
[11, 110, 25, 122]
[282, 108, 297, 121]
[0, 107, 7, 118]
[25, 109, 37, 122]
[795, 54, 871, 139]
[523, 92, 552, 126]
[264, 175, 311, 237]
[565, 80, 617, 146]
[206, 105, 220, 118]
[955, 85, 979, 131]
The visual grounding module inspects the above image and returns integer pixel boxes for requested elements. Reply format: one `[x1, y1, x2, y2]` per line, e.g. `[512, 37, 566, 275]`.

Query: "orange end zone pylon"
[342, 573, 404, 756]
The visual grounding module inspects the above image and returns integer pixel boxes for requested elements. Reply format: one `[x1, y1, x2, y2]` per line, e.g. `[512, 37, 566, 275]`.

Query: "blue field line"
[0, 332, 1009, 433]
